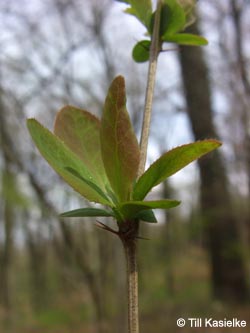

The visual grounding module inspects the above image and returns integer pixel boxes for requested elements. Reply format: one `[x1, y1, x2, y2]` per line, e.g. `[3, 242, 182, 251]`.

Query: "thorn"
[95, 221, 119, 235]
[96, 221, 150, 240]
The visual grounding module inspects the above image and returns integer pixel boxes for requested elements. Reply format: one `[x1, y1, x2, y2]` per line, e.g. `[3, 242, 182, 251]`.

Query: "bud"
[177, 0, 196, 28]
[177, 0, 196, 11]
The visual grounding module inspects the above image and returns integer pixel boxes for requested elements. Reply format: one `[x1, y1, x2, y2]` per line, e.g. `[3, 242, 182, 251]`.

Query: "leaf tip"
[26, 118, 41, 133]
[203, 39, 209, 46]
[106, 75, 126, 109]
[112, 75, 125, 88]
[26, 117, 36, 125]
[205, 138, 222, 147]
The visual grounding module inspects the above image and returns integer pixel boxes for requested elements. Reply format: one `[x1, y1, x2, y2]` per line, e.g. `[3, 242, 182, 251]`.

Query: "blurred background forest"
[0, 0, 250, 332]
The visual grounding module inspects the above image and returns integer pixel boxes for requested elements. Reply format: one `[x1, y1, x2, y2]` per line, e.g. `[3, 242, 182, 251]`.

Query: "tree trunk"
[178, 22, 248, 302]
[26, 231, 48, 311]
[230, 0, 250, 251]
[0, 194, 13, 311]
[0, 108, 13, 313]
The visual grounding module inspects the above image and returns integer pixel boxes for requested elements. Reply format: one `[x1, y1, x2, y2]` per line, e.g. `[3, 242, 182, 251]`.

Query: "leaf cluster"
[27, 76, 221, 225]
[116, 0, 208, 62]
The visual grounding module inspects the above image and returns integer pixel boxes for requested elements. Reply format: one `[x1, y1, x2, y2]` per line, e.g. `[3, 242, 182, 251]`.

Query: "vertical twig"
[119, 220, 139, 333]
[138, 0, 162, 177]
[123, 237, 139, 333]
[123, 2, 163, 333]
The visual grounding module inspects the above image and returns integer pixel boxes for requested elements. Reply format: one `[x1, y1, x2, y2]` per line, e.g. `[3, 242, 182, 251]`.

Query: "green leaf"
[54, 106, 112, 197]
[163, 33, 208, 46]
[133, 140, 222, 200]
[125, 0, 152, 28]
[118, 199, 181, 220]
[60, 207, 115, 218]
[161, 0, 186, 35]
[135, 209, 158, 223]
[132, 40, 151, 63]
[64, 167, 111, 204]
[100, 76, 140, 202]
[27, 119, 112, 205]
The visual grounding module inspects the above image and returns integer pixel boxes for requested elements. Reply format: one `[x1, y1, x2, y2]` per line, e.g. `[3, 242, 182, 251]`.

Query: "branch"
[138, 0, 162, 177]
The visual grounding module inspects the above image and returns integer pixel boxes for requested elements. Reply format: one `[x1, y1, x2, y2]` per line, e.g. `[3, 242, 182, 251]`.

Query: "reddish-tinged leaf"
[54, 106, 111, 195]
[27, 119, 112, 205]
[100, 76, 140, 202]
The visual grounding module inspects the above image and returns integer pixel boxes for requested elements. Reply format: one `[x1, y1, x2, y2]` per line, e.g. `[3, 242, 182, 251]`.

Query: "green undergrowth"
[1, 242, 249, 333]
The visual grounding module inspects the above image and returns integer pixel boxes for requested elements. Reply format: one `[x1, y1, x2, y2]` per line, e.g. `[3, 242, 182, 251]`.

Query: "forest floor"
[0, 245, 249, 333]
[2, 303, 249, 333]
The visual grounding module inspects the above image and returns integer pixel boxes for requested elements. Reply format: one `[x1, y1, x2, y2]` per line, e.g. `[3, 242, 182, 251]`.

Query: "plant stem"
[119, 219, 139, 333]
[138, 0, 162, 177]
[123, 237, 139, 333]
[122, 3, 162, 333]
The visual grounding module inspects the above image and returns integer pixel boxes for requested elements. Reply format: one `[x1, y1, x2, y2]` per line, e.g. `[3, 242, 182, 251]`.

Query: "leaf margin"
[60, 207, 115, 218]
[27, 118, 112, 205]
[133, 140, 222, 200]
